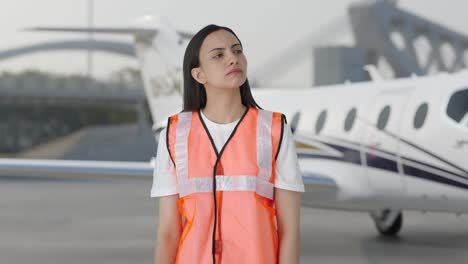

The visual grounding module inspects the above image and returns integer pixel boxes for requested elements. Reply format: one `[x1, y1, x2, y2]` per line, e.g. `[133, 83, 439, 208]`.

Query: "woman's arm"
[275, 187, 301, 264]
[154, 194, 182, 264]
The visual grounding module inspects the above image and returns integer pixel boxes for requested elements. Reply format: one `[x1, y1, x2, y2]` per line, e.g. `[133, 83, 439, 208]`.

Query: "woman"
[151, 24, 304, 264]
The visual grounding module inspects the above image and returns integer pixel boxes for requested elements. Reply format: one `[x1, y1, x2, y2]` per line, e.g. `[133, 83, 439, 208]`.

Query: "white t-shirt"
[150, 110, 305, 197]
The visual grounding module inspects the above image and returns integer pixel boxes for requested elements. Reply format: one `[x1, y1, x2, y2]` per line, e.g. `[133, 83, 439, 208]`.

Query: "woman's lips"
[227, 69, 242, 75]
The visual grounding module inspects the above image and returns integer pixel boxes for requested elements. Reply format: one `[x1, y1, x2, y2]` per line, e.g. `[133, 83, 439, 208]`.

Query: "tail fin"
[28, 15, 190, 135]
[132, 16, 187, 133]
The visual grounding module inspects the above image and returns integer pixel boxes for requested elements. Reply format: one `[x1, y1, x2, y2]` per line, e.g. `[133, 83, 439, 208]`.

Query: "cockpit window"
[446, 88, 468, 128]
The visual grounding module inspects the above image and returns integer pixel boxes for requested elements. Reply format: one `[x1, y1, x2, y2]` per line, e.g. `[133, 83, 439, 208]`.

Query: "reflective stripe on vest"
[178, 175, 273, 198]
[256, 109, 274, 199]
[174, 111, 192, 184]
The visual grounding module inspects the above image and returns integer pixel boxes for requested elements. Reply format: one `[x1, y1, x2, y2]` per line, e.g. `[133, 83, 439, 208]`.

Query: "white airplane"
[1, 16, 467, 236]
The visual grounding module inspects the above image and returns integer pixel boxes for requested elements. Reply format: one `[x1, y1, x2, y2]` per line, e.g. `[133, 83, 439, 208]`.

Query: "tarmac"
[1, 176, 467, 264]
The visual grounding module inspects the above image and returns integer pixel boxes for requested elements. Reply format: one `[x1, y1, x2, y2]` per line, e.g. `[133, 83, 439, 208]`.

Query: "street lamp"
[87, 0, 94, 89]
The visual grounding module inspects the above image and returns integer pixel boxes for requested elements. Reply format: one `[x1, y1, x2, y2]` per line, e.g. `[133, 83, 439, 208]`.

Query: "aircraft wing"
[0, 158, 153, 180]
[25, 27, 193, 39]
[0, 157, 337, 188]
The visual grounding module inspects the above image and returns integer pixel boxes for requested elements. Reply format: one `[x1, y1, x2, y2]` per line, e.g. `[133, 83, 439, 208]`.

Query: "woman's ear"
[191, 67, 207, 85]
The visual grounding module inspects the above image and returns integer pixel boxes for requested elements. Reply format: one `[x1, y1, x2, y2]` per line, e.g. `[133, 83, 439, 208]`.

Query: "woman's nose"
[227, 51, 238, 65]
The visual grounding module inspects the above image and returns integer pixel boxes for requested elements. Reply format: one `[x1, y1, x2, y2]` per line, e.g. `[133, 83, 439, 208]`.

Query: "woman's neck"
[202, 86, 247, 124]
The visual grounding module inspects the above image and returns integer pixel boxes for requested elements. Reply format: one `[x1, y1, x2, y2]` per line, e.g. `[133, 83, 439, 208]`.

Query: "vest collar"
[197, 106, 251, 157]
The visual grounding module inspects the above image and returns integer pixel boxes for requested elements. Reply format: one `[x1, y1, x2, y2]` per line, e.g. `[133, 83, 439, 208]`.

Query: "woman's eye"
[235, 49, 243, 54]
[213, 53, 223, 59]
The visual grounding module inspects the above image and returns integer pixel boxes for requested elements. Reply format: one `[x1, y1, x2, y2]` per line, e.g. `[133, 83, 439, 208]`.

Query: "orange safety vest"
[166, 107, 285, 264]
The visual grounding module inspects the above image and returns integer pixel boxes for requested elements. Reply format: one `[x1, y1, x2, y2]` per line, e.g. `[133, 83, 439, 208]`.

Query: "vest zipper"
[198, 107, 250, 264]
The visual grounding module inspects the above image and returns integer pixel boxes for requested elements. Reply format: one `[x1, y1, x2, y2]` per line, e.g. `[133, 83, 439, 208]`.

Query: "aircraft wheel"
[370, 209, 402, 237]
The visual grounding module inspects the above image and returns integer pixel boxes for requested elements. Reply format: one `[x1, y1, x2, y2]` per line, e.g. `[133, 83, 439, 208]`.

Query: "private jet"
[1, 15, 467, 236]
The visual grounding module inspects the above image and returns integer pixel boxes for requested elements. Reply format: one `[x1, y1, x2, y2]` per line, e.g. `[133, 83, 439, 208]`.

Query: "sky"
[1, 0, 468, 87]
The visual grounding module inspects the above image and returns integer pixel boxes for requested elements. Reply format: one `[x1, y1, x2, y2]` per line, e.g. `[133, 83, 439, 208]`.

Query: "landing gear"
[370, 209, 402, 236]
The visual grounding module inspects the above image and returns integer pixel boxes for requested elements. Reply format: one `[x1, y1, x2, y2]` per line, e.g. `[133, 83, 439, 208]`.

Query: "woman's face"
[192, 30, 247, 90]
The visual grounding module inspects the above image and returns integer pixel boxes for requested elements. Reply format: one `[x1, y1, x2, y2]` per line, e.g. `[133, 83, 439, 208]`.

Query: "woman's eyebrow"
[209, 43, 242, 53]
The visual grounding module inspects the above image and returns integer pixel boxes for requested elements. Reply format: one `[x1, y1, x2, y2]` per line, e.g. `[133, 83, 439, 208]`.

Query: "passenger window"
[315, 110, 327, 134]
[414, 103, 428, 129]
[377, 105, 391, 130]
[290, 111, 301, 134]
[344, 108, 357, 132]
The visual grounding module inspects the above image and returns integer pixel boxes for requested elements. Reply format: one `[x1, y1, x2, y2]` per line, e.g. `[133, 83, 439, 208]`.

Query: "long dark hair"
[182, 24, 261, 111]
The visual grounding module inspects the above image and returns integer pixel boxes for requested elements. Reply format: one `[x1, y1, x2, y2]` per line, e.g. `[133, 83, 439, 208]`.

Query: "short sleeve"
[274, 123, 305, 192]
[150, 128, 178, 197]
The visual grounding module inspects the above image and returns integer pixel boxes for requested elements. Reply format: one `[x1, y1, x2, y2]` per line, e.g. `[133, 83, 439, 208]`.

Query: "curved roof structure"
[0, 39, 135, 61]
